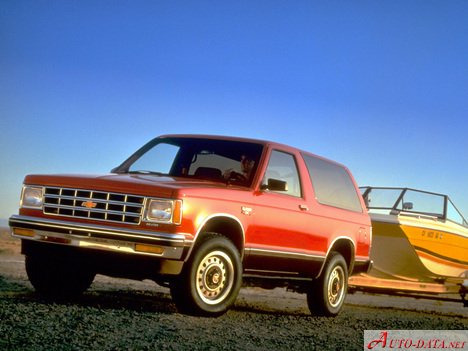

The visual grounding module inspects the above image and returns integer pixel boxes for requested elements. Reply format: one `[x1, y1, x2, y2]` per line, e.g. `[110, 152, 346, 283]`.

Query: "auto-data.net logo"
[364, 330, 467, 350]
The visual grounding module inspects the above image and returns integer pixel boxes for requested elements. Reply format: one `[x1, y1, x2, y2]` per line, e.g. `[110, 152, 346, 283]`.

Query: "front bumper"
[9, 215, 192, 261]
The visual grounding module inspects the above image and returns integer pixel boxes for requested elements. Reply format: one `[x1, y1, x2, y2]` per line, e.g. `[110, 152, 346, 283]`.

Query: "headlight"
[21, 186, 44, 209]
[145, 199, 182, 224]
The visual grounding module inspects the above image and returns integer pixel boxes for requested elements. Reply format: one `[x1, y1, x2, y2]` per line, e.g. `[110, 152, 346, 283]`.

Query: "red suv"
[10, 135, 371, 316]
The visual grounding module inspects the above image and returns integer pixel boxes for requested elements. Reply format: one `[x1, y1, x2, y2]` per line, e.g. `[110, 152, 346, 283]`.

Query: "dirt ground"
[1, 227, 466, 350]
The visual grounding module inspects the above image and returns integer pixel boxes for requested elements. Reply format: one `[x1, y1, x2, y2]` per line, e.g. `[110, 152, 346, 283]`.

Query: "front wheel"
[170, 234, 242, 316]
[26, 255, 95, 299]
[307, 252, 348, 317]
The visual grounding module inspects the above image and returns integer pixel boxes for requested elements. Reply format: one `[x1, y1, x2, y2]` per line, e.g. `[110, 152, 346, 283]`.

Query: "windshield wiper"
[127, 170, 166, 176]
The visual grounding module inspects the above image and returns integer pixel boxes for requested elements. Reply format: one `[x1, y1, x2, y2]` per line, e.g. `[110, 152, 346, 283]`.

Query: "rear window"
[302, 154, 362, 212]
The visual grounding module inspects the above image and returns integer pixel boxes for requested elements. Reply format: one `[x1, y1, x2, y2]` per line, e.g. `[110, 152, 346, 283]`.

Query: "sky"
[1, 0, 467, 221]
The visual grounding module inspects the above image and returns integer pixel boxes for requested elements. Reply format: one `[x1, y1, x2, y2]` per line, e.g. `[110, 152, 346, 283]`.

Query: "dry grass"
[0, 226, 20, 255]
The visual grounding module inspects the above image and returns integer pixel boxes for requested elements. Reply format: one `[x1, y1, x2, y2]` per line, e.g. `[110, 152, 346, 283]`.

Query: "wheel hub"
[196, 251, 234, 305]
[328, 266, 345, 308]
[205, 266, 222, 289]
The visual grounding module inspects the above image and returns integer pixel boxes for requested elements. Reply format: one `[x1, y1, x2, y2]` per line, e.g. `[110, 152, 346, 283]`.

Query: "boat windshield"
[360, 187, 468, 227]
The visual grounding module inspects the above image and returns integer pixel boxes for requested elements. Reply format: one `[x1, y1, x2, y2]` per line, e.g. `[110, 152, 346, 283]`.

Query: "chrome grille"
[43, 187, 145, 225]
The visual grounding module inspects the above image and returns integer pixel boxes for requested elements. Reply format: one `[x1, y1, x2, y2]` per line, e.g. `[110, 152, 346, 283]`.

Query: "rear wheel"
[26, 255, 95, 299]
[307, 252, 348, 316]
[170, 234, 242, 316]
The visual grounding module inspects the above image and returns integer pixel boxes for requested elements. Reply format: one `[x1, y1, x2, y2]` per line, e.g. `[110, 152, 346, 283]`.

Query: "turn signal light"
[13, 228, 35, 237]
[135, 244, 164, 255]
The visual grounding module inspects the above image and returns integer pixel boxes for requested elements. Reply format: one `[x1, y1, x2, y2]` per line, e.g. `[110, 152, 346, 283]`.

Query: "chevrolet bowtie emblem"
[81, 201, 98, 209]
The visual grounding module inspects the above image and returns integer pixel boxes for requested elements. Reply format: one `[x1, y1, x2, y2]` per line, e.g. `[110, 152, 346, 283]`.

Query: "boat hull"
[368, 213, 468, 281]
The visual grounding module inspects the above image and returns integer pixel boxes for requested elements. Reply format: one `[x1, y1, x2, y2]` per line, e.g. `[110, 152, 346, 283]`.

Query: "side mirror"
[261, 178, 288, 192]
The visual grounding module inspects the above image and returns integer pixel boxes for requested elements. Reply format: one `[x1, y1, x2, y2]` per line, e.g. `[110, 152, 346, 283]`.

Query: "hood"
[24, 173, 234, 198]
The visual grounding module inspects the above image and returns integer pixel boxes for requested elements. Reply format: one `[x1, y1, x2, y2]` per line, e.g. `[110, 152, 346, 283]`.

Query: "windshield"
[360, 187, 467, 227]
[114, 137, 264, 187]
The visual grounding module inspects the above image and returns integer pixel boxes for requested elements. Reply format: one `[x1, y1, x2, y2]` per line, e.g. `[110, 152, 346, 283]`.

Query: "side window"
[263, 150, 302, 197]
[302, 153, 362, 212]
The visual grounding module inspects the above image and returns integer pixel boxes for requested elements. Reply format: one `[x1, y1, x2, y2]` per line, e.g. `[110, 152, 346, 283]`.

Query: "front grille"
[43, 187, 145, 225]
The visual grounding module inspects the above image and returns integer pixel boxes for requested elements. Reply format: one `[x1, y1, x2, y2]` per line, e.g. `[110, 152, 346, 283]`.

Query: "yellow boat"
[349, 187, 468, 305]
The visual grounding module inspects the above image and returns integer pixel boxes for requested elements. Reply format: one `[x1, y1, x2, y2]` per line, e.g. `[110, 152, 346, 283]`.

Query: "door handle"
[299, 204, 309, 211]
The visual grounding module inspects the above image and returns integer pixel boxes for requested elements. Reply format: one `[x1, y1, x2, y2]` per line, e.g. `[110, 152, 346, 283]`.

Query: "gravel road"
[1, 228, 467, 350]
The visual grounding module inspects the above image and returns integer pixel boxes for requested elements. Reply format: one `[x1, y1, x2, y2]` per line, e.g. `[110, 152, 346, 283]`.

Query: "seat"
[194, 167, 222, 181]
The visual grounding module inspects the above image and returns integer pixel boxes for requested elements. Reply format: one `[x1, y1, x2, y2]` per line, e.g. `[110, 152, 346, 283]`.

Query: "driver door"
[245, 149, 325, 277]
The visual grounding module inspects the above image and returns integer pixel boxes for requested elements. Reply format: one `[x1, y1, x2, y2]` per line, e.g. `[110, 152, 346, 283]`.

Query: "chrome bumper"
[9, 215, 191, 260]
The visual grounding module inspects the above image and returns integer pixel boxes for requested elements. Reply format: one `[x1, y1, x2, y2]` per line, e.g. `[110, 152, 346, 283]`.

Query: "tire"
[25, 255, 95, 299]
[307, 252, 348, 317]
[170, 234, 242, 316]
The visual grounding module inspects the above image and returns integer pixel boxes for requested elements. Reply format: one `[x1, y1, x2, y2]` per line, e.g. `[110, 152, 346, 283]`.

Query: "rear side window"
[302, 154, 362, 212]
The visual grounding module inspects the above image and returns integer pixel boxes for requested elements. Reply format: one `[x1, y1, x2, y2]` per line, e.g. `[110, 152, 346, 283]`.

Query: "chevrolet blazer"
[9, 134, 371, 316]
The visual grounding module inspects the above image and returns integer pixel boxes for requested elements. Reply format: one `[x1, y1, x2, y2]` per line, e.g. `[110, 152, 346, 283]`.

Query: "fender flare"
[185, 213, 246, 261]
[315, 236, 356, 278]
